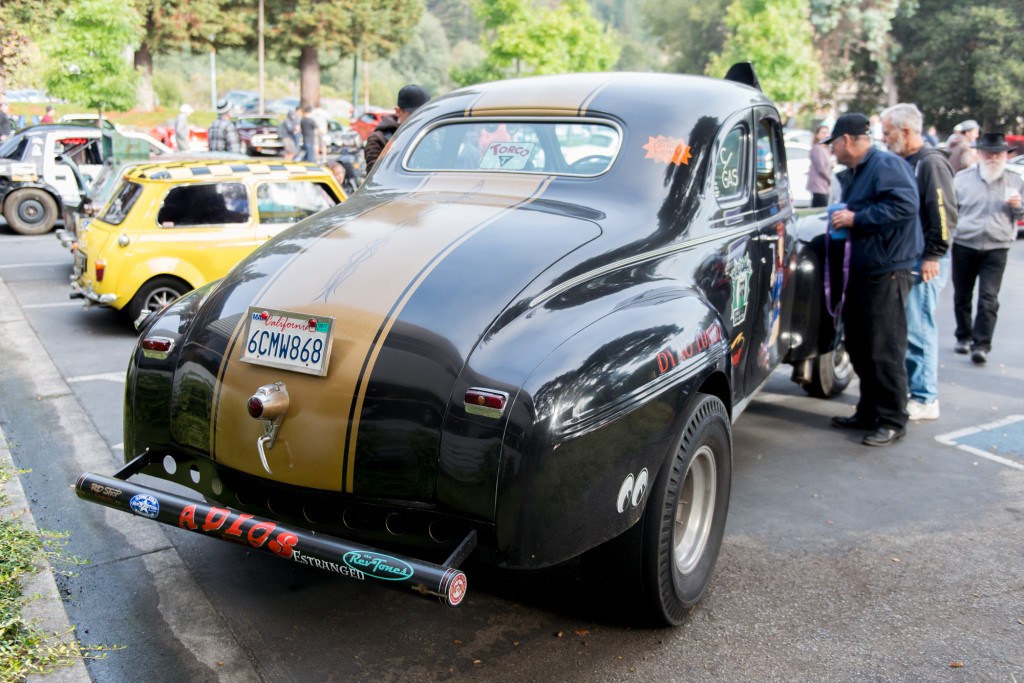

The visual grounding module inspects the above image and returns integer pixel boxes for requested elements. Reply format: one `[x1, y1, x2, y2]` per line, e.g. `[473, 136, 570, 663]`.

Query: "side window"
[714, 125, 747, 202]
[101, 181, 143, 226]
[755, 119, 776, 194]
[156, 182, 251, 228]
[256, 181, 338, 224]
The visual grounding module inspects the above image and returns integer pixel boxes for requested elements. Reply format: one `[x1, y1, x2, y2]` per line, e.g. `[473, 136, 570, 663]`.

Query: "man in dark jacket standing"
[827, 113, 923, 446]
[364, 85, 430, 174]
[881, 103, 957, 421]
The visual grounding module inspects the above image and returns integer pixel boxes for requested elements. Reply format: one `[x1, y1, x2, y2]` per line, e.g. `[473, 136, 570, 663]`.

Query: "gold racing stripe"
[464, 73, 621, 117]
[212, 174, 554, 493]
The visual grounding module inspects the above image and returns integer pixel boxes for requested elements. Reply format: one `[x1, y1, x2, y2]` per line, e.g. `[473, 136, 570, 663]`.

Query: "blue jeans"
[905, 255, 949, 403]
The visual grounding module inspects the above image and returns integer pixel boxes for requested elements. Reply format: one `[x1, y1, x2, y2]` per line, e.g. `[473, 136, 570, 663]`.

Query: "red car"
[234, 115, 283, 156]
[351, 109, 390, 141]
[150, 119, 208, 151]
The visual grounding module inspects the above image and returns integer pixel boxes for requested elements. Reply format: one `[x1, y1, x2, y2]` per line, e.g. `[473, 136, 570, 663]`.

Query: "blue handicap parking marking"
[935, 415, 1024, 471]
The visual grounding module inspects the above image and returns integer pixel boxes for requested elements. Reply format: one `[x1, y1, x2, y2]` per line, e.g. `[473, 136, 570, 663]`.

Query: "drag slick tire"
[128, 276, 190, 322]
[4, 188, 58, 235]
[641, 393, 731, 625]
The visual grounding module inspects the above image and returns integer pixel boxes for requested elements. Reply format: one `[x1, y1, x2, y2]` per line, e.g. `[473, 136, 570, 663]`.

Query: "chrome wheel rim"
[18, 199, 44, 223]
[145, 287, 181, 312]
[673, 444, 717, 575]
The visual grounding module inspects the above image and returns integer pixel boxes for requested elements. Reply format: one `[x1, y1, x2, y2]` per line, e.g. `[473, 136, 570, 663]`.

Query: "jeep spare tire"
[4, 188, 58, 235]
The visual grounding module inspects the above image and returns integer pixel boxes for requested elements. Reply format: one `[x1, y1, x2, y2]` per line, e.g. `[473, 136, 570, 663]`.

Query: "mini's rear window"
[406, 120, 621, 176]
[101, 180, 143, 225]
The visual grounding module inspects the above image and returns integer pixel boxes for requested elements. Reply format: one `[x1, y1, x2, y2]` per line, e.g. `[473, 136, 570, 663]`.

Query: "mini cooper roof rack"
[724, 62, 762, 91]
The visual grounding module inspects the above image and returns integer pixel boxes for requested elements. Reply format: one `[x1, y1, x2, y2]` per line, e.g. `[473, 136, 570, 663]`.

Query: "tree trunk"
[134, 42, 155, 112]
[883, 69, 898, 107]
[299, 46, 320, 110]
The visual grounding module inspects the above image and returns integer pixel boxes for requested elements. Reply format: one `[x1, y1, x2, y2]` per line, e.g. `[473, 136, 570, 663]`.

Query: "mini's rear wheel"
[127, 276, 189, 322]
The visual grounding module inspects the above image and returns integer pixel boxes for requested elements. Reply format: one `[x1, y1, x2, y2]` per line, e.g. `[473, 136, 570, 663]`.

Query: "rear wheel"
[127, 276, 190, 322]
[4, 188, 58, 235]
[641, 393, 731, 625]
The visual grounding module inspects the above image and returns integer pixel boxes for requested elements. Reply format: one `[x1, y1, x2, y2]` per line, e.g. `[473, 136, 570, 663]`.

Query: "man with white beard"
[951, 132, 1024, 364]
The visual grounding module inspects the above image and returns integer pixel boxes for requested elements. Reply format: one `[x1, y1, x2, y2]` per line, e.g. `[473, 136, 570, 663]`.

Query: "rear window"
[101, 180, 144, 225]
[256, 181, 339, 224]
[405, 119, 621, 176]
[156, 182, 251, 227]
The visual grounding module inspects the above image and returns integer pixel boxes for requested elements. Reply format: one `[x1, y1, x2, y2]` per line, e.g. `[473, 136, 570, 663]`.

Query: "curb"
[0, 424, 91, 682]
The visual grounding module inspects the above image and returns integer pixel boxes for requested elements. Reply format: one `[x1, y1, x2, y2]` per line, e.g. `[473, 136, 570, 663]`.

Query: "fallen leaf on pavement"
[573, 629, 590, 636]
[949, 662, 963, 668]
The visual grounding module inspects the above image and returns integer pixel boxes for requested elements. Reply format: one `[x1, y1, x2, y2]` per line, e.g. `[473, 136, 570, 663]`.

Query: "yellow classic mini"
[71, 160, 345, 321]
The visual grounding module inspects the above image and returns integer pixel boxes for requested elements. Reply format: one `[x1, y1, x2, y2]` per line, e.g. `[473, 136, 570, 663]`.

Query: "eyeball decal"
[616, 474, 635, 513]
[616, 469, 648, 513]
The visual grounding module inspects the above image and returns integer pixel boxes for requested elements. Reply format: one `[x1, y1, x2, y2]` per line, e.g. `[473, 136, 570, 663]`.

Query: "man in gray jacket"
[951, 132, 1024, 364]
[881, 103, 957, 420]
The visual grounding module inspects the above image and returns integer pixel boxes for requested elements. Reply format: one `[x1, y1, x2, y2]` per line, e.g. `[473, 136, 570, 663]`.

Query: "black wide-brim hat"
[973, 132, 1015, 152]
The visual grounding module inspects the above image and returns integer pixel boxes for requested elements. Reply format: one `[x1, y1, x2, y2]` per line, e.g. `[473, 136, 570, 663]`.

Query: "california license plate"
[239, 307, 335, 376]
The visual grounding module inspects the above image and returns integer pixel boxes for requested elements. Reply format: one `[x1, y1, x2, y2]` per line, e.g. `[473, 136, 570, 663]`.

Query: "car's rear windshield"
[405, 119, 621, 176]
[101, 180, 144, 225]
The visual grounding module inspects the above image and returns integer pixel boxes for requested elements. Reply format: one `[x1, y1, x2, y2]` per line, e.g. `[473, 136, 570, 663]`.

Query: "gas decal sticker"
[728, 253, 753, 325]
[643, 135, 692, 166]
[343, 551, 415, 581]
[479, 141, 536, 170]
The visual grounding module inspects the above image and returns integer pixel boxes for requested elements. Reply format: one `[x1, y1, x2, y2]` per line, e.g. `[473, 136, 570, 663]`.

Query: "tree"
[454, 0, 621, 85]
[0, 0, 60, 98]
[640, 0, 730, 75]
[263, 0, 424, 109]
[809, 0, 909, 106]
[892, 0, 1024, 130]
[42, 0, 142, 117]
[133, 0, 238, 111]
[706, 0, 820, 106]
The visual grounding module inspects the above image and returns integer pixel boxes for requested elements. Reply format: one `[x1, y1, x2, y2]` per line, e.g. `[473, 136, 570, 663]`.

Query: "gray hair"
[880, 103, 923, 135]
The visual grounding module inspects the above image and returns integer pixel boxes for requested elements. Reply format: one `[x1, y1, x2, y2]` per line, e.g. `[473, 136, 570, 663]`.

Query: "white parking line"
[0, 261, 69, 269]
[22, 301, 83, 309]
[935, 414, 1024, 471]
[67, 372, 124, 384]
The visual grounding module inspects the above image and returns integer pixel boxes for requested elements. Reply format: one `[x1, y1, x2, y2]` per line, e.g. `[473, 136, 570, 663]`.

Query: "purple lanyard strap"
[823, 227, 850, 320]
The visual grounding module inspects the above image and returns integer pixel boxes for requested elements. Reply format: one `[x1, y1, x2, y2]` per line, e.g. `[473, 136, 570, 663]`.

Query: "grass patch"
[0, 462, 118, 680]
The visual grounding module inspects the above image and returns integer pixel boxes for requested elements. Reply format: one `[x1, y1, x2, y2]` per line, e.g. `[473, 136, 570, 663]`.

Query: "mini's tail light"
[464, 388, 509, 419]
[140, 336, 175, 359]
[94, 258, 106, 282]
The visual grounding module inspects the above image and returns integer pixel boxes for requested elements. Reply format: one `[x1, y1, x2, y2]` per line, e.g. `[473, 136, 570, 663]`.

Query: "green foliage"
[706, 0, 820, 105]
[263, 0, 425, 59]
[640, 0, 730, 75]
[42, 0, 142, 113]
[455, 0, 621, 85]
[0, 463, 117, 679]
[386, 13, 452, 95]
[893, 0, 1024, 129]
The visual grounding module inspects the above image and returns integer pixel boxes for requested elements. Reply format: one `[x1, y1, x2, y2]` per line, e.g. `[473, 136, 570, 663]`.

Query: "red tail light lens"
[464, 388, 509, 418]
[94, 258, 106, 282]
[140, 337, 175, 359]
[247, 397, 264, 418]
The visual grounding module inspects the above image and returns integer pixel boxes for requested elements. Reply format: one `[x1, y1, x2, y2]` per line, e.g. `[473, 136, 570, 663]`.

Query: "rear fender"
[489, 288, 729, 568]
[117, 257, 201, 310]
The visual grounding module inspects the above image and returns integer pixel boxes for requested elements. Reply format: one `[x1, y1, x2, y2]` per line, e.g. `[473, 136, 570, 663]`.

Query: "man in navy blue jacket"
[826, 113, 924, 446]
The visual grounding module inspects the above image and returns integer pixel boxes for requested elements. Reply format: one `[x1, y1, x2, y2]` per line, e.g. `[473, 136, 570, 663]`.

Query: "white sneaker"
[907, 399, 939, 421]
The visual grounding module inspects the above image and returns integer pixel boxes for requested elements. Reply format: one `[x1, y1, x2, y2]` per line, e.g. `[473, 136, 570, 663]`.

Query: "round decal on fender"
[129, 493, 160, 519]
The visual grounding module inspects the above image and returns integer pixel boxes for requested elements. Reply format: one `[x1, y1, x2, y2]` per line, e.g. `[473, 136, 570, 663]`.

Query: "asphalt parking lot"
[1, 224, 1022, 681]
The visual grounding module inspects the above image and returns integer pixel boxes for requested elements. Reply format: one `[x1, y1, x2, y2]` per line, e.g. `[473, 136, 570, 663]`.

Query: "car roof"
[17, 123, 105, 137]
[124, 160, 332, 182]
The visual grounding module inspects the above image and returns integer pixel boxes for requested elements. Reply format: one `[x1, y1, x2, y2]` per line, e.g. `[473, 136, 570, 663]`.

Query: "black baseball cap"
[823, 113, 871, 144]
[396, 85, 430, 113]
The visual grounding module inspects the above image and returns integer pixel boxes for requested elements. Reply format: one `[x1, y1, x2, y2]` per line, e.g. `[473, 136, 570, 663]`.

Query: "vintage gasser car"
[76, 65, 848, 624]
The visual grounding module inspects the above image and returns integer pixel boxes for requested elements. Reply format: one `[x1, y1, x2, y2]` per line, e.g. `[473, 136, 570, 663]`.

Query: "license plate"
[73, 249, 86, 278]
[239, 307, 335, 376]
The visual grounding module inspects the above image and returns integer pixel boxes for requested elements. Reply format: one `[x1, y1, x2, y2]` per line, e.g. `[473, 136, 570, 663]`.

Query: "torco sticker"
[129, 494, 160, 519]
[643, 135, 692, 166]
[479, 141, 536, 171]
[342, 551, 414, 581]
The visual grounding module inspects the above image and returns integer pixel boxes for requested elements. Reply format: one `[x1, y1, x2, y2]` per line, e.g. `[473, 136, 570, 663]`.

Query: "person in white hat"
[175, 104, 194, 152]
